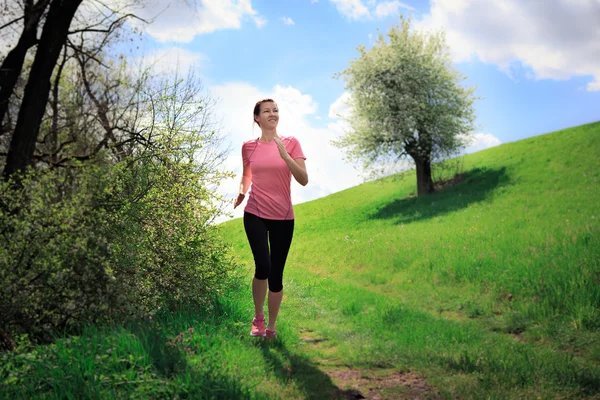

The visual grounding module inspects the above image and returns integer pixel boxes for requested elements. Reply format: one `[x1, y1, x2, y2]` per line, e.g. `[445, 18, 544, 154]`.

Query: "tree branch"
[33, 152, 94, 167]
[65, 38, 108, 68]
[0, 16, 25, 31]
[68, 13, 146, 35]
[34, 138, 77, 159]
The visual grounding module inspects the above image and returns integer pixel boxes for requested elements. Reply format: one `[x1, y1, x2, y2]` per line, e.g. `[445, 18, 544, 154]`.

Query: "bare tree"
[3, 0, 84, 179]
[0, 0, 51, 136]
[1, 0, 146, 180]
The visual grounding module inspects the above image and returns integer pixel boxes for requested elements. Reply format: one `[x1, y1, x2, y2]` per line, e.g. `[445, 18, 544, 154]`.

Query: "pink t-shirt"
[242, 136, 306, 220]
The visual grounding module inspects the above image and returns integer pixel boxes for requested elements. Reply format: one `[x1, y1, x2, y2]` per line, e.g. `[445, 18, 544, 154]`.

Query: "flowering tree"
[334, 17, 478, 195]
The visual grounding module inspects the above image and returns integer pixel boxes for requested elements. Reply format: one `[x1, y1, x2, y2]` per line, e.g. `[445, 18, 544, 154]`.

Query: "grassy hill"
[2, 121, 599, 399]
[221, 120, 600, 398]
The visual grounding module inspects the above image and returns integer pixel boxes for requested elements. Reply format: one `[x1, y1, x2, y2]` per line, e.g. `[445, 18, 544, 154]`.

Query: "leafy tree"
[333, 17, 478, 195]
[0, 72, 237, 350]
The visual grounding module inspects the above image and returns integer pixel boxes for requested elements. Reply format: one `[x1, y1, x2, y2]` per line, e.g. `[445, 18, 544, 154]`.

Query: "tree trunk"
[0, 0, 51, 135]
[3, 0, 83, 180]
[414, 156, 434, 196]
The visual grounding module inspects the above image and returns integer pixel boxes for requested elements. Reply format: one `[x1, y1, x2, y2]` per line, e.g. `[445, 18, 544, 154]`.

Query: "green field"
[2, 121, 599, 399]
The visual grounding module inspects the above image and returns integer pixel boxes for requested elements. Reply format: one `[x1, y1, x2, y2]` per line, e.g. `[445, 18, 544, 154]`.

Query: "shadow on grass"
[256, 338, 357, 400]
[368, 166, 509, 225]
[125, 317, 256, 399]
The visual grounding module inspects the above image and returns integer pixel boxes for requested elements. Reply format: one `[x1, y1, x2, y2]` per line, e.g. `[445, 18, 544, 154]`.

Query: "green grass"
[2, 121, 599, 399]
[0, 288, 344, 399]
[222, 121, 600, 398]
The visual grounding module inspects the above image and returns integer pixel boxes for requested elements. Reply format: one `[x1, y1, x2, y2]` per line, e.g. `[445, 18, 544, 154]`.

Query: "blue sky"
[124, 0, 600, 221]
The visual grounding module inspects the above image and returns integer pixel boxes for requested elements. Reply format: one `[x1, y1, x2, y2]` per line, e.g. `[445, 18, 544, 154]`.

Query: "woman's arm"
[234, 163, 252, 208]
[274, 137, 308, 186]
[239, 163, 252, 194]
[284, 156, 308, 186]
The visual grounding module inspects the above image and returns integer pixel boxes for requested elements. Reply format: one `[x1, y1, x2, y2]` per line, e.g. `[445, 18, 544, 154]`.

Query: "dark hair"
[253, 98, 276, 127]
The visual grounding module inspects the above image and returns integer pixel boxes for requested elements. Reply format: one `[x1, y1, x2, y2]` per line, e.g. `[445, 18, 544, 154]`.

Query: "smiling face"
[254, 100, 279, 129]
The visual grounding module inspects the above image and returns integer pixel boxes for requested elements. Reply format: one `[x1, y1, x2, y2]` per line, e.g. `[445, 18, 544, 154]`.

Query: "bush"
[0, 79, 238, 350]
[1, 165, 120, 347]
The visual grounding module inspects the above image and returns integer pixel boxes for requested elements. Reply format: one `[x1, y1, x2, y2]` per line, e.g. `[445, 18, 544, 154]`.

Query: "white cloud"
[374, 1, 414, 18]
[210, 84, 363, 223]
[415, 0, 600, 91]
[281, 17, 295, 25]
[330, 0, 371, 20]
[129, 0, 266, 43]
[253, 15, 268, 29]
[462, 133, 501, 154]
[587, 81, 600, 91]
[329, 0, 414, 20]
[328, 91, 352, 119]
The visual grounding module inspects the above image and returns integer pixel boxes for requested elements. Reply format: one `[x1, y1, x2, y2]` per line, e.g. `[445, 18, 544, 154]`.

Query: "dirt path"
[299, 330, 442, 400]
[327, 369, 442, 400]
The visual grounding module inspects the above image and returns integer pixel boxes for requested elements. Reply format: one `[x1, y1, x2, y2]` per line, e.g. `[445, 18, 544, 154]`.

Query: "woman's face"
[255, 102, 279, 129]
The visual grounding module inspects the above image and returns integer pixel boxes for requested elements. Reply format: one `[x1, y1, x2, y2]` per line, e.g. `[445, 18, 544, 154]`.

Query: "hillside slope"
[220, 121, 600, 398]
[4, 123, 598, 399]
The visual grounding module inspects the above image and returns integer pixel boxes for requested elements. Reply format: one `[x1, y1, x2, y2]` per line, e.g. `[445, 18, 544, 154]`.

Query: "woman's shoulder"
[242, 138, 259, 147]
[280, 135, 300, 143]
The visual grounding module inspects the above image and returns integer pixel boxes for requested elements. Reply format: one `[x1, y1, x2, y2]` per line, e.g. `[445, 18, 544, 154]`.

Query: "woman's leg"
[267, 290, 283, 331]
[266, 219, 295, 331]
[252, 278, 268, 316]
[243, 212, 270, 317]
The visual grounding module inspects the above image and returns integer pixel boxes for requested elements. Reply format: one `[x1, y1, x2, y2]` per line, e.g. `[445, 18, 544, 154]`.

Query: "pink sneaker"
[265, 329, 276, 339]
[250, 314, 266, 337]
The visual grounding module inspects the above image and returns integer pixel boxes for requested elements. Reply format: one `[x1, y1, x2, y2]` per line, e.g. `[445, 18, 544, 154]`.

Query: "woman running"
[233, 98, 308, 338]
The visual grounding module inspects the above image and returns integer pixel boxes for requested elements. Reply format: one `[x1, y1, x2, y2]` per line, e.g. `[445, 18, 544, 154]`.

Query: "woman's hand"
[234, 193, 245, 209]
[274, 137, 291, 161]
[275, 137, 309, 186]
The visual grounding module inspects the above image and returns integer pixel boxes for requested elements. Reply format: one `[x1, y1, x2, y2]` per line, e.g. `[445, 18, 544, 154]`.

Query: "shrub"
[0, 78, 238, 350]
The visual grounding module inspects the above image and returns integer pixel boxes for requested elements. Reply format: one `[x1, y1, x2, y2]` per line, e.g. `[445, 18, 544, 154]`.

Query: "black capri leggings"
[243, 212, 294, 293]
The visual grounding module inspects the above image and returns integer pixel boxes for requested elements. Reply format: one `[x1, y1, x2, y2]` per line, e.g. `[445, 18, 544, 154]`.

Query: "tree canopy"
[334, 17, 478, 195]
